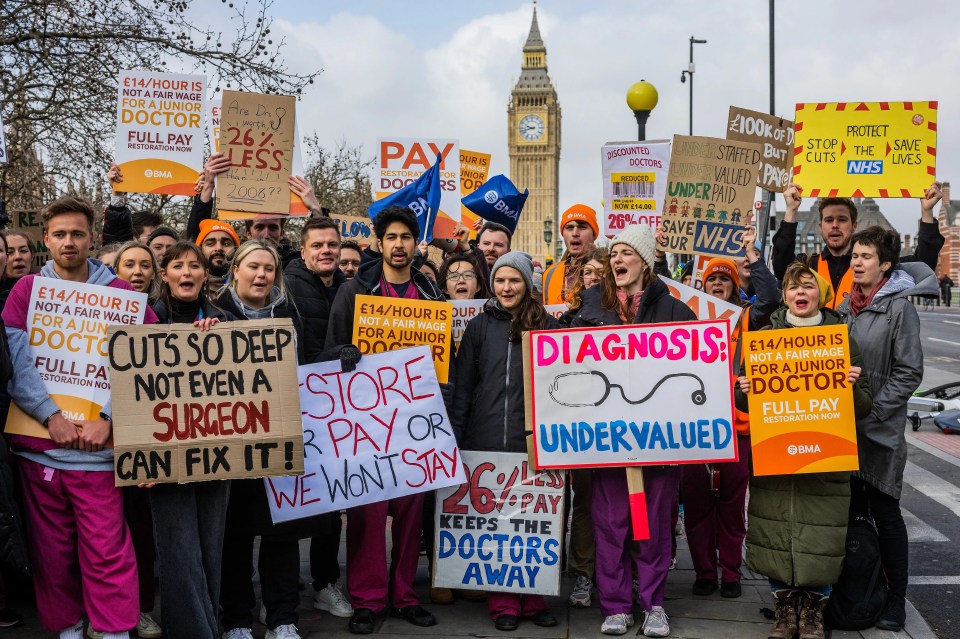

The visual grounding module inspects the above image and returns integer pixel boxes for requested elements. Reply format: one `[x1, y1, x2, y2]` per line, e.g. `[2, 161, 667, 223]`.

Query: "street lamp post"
[543, 219, 553, 264]
[626, 81, 659, 141]
[680, 36, 707, 135]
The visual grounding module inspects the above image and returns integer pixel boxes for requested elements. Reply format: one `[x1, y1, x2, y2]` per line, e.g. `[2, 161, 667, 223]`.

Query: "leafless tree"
[302, 134, 374, 218]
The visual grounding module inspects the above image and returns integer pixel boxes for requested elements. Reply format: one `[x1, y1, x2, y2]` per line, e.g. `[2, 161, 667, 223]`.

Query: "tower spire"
[524, 2, 545, 51]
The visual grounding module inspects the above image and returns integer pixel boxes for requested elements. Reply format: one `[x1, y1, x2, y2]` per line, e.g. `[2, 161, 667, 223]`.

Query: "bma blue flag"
[460, 174, 528, 234]
[367, 153, 442, 242]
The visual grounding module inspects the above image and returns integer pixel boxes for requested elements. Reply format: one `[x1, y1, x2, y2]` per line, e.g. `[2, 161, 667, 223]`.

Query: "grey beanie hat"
[610, 224, 657, 268]
[491, 251, 534, 292]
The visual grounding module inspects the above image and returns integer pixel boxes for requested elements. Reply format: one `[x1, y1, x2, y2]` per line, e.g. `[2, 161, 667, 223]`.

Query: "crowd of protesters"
[0, 158, 946, 639]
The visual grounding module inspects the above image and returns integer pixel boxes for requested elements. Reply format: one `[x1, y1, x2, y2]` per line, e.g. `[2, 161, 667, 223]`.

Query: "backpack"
[825, 516, 888, 630]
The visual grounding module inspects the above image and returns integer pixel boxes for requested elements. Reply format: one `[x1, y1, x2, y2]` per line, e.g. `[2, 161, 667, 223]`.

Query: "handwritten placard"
[727, 106, 794, 192]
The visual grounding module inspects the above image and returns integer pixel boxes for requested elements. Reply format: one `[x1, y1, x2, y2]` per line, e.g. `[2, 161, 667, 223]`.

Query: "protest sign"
[726, 107, 794, 192]
[451, 299, 486, 350]
[352, 295, 453, 383]
[217, 90, 295, 215]
[377, 137, 460, 238]
[114, 70, 206, 195]
[208, 99, 221, 153]
[9, 210, 48, 271]
[330, 214, 372, 243]
[659, 276, 743, 331]
[0, 112, 6, 164]
[660, 135, 762, 259]
[107, 319, 304, 486]
[265, 347, 462, 522]
[4, 279, 147, 439]
[793, 101, 937, 198]
[433, 451, 565, 595]
[527, 321, 736, 469]
[743, 325, 859, 476]
[544, 304, 568, 321]
[601, 141, 671, 236]
[460, 150, 491, 236]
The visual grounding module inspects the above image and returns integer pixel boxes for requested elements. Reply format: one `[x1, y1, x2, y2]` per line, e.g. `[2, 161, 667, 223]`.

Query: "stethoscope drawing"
[548, 370, 706, 408]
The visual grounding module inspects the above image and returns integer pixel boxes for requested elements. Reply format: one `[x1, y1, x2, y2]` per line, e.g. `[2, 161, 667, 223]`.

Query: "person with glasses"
[439, 254, 490, 300]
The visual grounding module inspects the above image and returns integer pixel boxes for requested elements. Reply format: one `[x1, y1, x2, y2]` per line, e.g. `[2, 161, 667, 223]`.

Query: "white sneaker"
[222, 629, 254, 639]
[136, 612, 162, 638]
[568, 574, 593, 607]
[642, 606, 670, 638]
[601, 613, 634, 635]
[314, 582, 354, 618]
[265, 624, 300, 639]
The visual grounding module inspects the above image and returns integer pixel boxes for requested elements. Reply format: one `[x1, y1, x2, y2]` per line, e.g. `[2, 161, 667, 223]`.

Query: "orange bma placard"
[744, 325, 859, 476]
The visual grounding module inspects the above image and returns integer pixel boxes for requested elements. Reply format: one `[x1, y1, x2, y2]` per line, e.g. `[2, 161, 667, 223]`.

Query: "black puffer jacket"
[450, 300, 560, 453]
[283, 258, 345, 363]
[569, 276, 696, 328]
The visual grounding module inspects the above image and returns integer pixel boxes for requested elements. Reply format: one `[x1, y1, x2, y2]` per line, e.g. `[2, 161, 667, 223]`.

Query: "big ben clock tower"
[508, 3, 561, 265]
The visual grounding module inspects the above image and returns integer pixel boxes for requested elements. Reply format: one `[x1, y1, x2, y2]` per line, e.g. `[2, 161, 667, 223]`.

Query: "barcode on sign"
[612, 181, 655, 197]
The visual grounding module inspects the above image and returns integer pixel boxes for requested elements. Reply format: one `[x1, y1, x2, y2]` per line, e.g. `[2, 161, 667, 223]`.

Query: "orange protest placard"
[460, 149, 490, 238]
[744, 325, 858, 476]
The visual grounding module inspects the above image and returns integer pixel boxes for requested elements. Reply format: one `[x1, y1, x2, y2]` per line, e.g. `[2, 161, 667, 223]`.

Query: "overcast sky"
[211, 0, 958, 234]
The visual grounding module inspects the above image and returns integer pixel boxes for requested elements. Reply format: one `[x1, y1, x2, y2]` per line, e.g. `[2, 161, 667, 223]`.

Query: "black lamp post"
[680, 36, 707, 135]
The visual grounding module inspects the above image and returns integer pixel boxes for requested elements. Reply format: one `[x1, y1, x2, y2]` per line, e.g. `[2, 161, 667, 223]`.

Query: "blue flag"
[367, 153, 442, 242]
[460, 174, 528, 234]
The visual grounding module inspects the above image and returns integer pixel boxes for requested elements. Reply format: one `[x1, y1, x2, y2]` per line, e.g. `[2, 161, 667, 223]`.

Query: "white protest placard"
[0, 112, 7, 164]
[451, 299, 486, 350]
[601, 141, 671, 236]
[377, 137, 460, 238]
[658, 275, 743, 331]
[266, 346, 463, 523]
[5, 278, 148, 438]
[115, 70, 206, 195]
[433, 451, 565, 595]
[527, 321, 736, 469]
[544, 303, 568, 321]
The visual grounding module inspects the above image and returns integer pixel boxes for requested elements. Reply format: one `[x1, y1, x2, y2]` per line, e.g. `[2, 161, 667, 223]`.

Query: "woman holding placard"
[837, 227, 937, 632]
[450, 251, 560, 632]
[737, 261, 872, 639]
[569, 225, 695, 638]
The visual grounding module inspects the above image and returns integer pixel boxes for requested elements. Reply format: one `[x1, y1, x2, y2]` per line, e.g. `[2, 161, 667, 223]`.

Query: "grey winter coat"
[836, 261, 937, 499]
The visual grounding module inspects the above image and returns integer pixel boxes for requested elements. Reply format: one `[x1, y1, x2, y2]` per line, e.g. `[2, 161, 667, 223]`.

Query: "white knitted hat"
[610, 224, 656, 268]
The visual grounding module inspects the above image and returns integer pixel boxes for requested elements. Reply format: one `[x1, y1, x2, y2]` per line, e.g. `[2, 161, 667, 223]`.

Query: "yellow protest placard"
[352, 295, 453, 383]
[744, 325, 858, 476]
[460, 149, 490, 238]
[793, 101, 937, 198]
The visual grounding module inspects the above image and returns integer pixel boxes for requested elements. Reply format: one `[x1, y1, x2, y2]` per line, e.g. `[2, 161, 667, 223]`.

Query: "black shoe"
[349, 608, 376, 634]
[720, 581, 742, 598]
[876, 594, 906, 632]
[495, 614, 519, 631]
[0, 607, 23, 628]
[530, 610, 557, 627]
[692, 579, 718, 596]
[392, 605, 437, 627]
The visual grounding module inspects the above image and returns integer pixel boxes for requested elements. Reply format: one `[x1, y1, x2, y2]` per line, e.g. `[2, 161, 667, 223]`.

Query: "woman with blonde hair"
[113, 241, 161, 304]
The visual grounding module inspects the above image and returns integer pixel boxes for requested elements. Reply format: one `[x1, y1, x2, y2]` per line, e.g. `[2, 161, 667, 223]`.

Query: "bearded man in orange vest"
[542, 204, 599, 304]
[771, 181, 944, 309]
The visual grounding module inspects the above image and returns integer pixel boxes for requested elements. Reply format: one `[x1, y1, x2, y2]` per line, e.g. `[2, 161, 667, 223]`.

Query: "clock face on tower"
[519, 114, 545, 141]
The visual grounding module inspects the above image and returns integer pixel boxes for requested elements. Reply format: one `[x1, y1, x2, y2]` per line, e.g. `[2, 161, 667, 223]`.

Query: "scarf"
[229, 286, 287, 320]
[785, 310, 823, 327]
[168, 295, 204, 323]
[848, 278, 888, 317]
[615, 288, 643, 323]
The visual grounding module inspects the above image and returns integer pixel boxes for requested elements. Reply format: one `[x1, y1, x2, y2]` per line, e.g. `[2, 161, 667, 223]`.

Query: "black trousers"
[849, 476, 908, 598]
[310, 510, 343, 588]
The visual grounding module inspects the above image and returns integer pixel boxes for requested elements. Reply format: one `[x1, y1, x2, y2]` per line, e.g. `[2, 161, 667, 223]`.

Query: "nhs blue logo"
[847, 160, 883, 175]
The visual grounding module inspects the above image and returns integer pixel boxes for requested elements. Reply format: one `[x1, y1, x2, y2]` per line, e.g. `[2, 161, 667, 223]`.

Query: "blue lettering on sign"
[538, 419, 732, 453]
[692, 221, 746, 258]
[846, 160, 883, 175]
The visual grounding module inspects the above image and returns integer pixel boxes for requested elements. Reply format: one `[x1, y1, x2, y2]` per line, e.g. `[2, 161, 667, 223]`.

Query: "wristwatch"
[42, 410, 61, 427]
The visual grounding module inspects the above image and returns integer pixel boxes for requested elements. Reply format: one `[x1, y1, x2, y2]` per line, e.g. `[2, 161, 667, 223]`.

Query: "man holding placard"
[326, 206, 445, 634]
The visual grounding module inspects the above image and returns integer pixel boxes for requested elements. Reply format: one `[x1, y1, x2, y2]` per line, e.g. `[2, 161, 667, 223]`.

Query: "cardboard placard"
[217, 90, 295, 214]
[377, 137, 460, 238]
[527, 321, 736, 469]
[433, 451, 565, 595]
[601, 140, 671, 236]
[114, 70, 206, 195]
[330, 214, 373, 243]
[460, 149, 491, 237]
[4, 279, 147, 439]
[659, 275, 743, 330]
[793, 101, 937, 198]
[726, 107, 794, 192]
[544, 303, 568, 321]
[661, 135, 762, 259]
[351, 294, 453, 383]
[451, 299, 486, 350]
[9, 210, 48, 272]
[744, 325, 859, 475]
[265, 347, 463, 522]
[107, 319, 304, 486]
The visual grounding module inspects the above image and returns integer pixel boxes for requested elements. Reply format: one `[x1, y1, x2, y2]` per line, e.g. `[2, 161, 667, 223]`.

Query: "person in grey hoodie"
[1, 196, 158, 639]
[837, 226, 939, 632]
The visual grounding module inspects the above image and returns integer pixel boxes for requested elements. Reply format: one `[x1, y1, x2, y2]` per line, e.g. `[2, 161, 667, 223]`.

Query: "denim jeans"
[150, 480, 230, 639]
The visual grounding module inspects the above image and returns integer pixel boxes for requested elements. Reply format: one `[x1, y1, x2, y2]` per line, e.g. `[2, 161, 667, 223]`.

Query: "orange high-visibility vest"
[817, 254, 853, 310]
[543, 261, 567, 305]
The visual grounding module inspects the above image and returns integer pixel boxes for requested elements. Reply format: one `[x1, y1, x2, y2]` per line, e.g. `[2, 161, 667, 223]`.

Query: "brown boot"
[768, 589, 798, 639]
[798, 591, 826, 639]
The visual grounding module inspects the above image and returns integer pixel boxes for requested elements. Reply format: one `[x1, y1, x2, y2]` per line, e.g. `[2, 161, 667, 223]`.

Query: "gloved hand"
[339, 345, 362, 372]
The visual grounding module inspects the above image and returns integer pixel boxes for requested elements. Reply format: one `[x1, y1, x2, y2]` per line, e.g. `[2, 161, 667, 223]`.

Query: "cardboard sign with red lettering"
[108, 319, 304, 486]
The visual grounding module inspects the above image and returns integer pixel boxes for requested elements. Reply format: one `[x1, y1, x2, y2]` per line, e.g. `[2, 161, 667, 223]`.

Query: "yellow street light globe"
[626, 80, 659, 113]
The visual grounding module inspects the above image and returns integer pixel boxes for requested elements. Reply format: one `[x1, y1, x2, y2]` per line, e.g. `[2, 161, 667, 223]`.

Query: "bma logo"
[144, 169, 173, 179]
[846, 160, 883, 175]
[787, 444, 822, 455]
[483, 190, 499, 204]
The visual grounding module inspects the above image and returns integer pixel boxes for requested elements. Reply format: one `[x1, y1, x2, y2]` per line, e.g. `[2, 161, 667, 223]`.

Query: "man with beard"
[772, 181, 944, 309]
[475, 222, 511, 268]
[195, 220, 239, 296]
[542, 204, 599, 304]
[326, 206, 443, 635]
[338, 241, 362, 280]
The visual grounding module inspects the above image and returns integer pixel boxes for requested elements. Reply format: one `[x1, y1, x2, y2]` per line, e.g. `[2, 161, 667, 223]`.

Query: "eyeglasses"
[446, 272, 477, 282]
